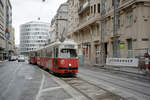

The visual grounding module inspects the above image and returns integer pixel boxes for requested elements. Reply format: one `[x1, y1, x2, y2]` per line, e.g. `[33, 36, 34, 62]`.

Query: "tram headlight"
[69, 64, 72, 67]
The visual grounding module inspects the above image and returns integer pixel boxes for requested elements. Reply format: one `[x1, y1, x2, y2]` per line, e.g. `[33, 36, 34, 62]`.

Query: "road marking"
[25, 76, 33, 80]
[38, 68, 90, 100]
[41, 86, 62, 93]
[65, 98, 74, 100]
[35, 73, 45, 100]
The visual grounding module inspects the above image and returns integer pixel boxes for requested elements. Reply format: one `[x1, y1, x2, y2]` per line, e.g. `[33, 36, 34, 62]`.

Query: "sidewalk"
[82, 64, 146, 75]
[104, 65, 146, 75]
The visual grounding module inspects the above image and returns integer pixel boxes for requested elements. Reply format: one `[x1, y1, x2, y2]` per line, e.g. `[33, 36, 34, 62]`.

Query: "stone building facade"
[0, 0, 5, 60]
[50, 2, 68, 43]
[67, 0, 150, 65]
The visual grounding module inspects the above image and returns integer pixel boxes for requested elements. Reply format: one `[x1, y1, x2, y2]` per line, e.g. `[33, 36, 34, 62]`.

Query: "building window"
[112, 0, 120, 7]
[94, 4, 96, 13]
[0, 0, 4, 8]
[127, 39, 133, 57]
[91, 6, 93, 14]
[98, 3, 100, 13]
[104, 22, 107, 34]
[118, 16, 120, 29]
[104, 0, 107, 11]
[126, 10, 133, 26]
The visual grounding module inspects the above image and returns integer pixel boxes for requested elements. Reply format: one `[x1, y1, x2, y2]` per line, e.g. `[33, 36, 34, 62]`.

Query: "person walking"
[144, 53, 149, 76]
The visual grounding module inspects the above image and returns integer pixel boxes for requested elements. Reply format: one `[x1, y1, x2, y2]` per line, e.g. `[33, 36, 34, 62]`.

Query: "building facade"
[50, 2, 68, 43]
[0, 0, 14, 60]
[20, 21, 50, 56]
[67, 0, 150, 65]
[0, 0, 5, 60]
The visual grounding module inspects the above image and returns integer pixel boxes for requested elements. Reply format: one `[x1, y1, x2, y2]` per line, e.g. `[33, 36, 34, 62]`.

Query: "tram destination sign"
[64, 45, 75, 49]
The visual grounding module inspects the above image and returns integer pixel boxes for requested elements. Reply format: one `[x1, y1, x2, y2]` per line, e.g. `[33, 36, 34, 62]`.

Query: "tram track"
[103, 68, 150, 82]
[61, 76, 125, 100]
[83, 65, 150, 83]
[34, 64, 150, 100]
[79, 71, 150, 100]
[82, 69, 150, 89]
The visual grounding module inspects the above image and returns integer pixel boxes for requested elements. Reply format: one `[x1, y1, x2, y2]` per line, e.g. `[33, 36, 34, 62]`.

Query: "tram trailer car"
[29, 50, 38, 64]
[31, 40, 78, 75]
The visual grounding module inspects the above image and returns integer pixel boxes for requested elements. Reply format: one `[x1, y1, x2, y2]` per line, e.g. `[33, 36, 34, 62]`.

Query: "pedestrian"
[144, 53, 149, 75]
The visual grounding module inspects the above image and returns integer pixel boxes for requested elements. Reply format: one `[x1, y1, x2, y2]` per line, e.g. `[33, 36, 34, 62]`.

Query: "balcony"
[121, 0, 131, 4]
[78, 0, 90, 14]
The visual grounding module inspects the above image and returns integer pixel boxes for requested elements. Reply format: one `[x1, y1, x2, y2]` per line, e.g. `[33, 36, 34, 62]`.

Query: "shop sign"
[120, 41, 125, 49]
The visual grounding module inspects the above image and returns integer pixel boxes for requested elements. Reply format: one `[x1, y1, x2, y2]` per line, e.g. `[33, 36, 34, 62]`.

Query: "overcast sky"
[10, 0, 67, 45]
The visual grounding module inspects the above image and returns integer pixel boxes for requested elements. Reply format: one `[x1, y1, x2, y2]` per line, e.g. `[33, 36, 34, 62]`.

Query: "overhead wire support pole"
[100, 0, 106, 66]
[113, 0, 120, 57]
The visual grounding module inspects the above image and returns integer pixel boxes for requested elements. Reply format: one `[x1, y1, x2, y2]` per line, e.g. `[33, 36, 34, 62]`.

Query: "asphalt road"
[79, 66, 150, 100]
[0, 61, 150, 100]
[0, 61, 88, 100]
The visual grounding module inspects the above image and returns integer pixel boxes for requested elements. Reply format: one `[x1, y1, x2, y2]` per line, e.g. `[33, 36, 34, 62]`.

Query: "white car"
[9, 56, 17, 61]
[18, 55, 25, 62]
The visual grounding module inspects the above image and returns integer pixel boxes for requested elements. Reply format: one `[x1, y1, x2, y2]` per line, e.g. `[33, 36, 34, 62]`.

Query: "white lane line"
[41, 86, 62, 93]
[38, 68, 89, 100]
[35, 73, 45, 100]
[65, 98, 74, 100]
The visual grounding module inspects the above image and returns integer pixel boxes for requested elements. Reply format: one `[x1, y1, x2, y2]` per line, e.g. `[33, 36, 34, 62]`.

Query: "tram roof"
[34, 40, 77, 51]
[45, 40, 77, 48]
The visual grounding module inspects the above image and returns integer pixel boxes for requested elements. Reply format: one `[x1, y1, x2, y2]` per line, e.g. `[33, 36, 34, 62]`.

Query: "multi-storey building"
[50, 2, 68, 43]
[67, 0, 150, 65]
[50, 16, 57, 43]
[0, 0, 5, 60]
[0, 0, 14, 60]
[20, 21, 50, 56]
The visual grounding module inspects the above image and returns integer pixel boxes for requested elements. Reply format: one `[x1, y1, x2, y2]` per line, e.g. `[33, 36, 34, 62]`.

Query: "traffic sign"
[5, 33, 10, 39]
[5, 28, 10, 39]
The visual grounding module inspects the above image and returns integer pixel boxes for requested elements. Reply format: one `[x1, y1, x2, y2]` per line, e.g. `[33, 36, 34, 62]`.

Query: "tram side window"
[50, 50, 52, 58]
[37, 52, 40, 57]
[40, 50, 42, 57]
[46, 48, 52, 58]
[54, 48, 58, 58]
[45, 49, 47, 57]
[56, 48, 58, 58]
[35, 52, 37, 57]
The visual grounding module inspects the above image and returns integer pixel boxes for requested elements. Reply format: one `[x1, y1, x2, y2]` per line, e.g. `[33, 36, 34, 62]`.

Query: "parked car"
[9, 56, 17, 61]
[18, 55, 25, 62]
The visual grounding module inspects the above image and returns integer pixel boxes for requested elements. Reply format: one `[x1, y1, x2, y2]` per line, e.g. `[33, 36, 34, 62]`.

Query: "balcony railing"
[121, 0, 133, 4]
[78, 0, 90, 14]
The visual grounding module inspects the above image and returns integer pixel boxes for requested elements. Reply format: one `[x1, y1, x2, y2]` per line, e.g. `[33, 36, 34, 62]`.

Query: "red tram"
[29, 50, 38, 64]
[29, 40, 78, 75]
